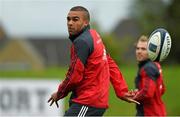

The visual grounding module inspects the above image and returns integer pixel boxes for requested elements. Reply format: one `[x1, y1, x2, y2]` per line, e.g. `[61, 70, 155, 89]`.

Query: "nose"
[136, 48, 142, 54]
[67, 20, 73, 26]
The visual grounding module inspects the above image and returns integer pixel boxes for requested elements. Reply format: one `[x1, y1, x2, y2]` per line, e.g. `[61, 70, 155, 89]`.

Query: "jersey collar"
[69, 25, 90, 42]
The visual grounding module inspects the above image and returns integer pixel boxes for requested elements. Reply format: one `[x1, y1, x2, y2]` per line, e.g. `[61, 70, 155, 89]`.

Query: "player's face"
[67, 11, 89, 36]
[136, 41, 148, 62]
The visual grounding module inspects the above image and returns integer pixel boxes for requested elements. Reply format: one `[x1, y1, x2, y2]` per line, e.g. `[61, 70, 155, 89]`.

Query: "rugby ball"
[147, 28, 171, 62]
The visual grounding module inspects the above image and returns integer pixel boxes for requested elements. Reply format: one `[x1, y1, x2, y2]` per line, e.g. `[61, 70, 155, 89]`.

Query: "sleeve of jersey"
[154, 62, 166, 95]
[57, 39, 91, 99]
[134, 67, 159, 101]
[107, 54, 128, 98]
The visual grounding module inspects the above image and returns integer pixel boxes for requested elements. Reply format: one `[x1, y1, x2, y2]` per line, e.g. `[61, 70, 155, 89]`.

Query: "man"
[133, 35, 166, 116]
[48, 6, 137, 116]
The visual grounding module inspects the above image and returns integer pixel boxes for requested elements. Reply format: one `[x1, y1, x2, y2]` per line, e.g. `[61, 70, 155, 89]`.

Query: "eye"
[72, 17, 79, 22]
[67, 17, 70, 21]
[142, 47, 147, 51]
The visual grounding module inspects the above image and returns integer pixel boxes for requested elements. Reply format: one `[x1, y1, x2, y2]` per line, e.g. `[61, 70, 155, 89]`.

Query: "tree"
[165, 0, 180, 63]
[130, 0, 180, 63]
[130, 0, 167, 34]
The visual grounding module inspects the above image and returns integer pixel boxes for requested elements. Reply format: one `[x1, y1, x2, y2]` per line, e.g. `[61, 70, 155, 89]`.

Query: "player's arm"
[107, 54, 128, 98]
[154, 62, 166, 95]
[133, 65, 159, 101]
[57, 38, 92, 99]
[107, 54, 140, 104]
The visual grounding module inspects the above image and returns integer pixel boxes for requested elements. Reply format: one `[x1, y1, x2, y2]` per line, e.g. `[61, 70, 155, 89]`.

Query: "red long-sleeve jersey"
[135, 59, 166, 116]
[107, 54, 128, 98]
[57, 26, 128, 108]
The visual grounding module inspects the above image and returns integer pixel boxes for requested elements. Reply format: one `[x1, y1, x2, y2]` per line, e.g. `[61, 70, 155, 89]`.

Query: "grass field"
[105, 65, 180, 116]
[0, 65, 179, 116]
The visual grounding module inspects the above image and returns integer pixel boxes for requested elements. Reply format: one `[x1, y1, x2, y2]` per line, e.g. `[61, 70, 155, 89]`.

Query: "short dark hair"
[70, 6, 90, 22]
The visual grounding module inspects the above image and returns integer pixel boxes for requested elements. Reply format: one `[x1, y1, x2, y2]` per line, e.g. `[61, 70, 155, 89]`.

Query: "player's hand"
[121, 92, 140, 105]
[132, 89, 141, 100]
[128, 89, 139, 97]
[123, 97, 140, 105]
[48, 92, 60, 108]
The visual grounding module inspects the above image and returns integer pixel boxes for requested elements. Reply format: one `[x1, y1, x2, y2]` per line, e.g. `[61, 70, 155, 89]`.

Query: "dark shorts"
[64, 103, 106, 116]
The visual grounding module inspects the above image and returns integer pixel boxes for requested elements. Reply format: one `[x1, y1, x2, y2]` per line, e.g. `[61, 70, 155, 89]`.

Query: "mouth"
[137, 54, 143, 59]
[68, 26, 74, 30]
[68, 28, 74, 32]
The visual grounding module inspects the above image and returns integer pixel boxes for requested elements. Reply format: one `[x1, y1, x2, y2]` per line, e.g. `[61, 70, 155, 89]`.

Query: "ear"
[84, 20, 89, 26]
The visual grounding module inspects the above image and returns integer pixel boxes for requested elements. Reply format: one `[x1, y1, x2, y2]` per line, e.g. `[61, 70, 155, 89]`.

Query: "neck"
[69, 25, 90, 42]
[138, 59, 150, 68]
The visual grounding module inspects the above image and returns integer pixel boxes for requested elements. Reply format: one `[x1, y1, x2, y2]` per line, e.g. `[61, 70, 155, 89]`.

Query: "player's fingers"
[134, 89, 138, 92]
[47, 97, 52, 103]
[50, 99, 54, 106]
[124, 92, 134, 97]
[55, 101, 59, 108]
[128, 98, 140, 105]
[132, 100, 140, 105]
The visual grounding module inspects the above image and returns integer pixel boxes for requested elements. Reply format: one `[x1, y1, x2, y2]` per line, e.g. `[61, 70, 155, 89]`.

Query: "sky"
[0, 0, 132, 37]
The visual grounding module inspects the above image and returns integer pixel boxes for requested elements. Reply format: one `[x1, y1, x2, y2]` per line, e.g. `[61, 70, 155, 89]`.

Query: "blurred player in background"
[48, 6, 137, 116]
[133, 35, 166, 116]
